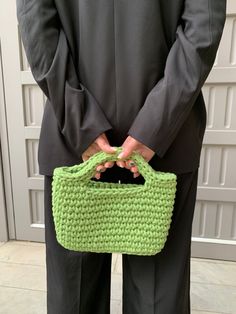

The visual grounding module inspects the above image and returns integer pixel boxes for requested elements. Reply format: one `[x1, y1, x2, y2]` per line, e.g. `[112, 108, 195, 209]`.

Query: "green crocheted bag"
[52, 146, 177, 256]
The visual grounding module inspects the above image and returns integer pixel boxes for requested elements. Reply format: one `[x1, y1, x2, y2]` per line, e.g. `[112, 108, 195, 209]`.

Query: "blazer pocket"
[64, 80, 85, 126]
[60, 80, 86, 154]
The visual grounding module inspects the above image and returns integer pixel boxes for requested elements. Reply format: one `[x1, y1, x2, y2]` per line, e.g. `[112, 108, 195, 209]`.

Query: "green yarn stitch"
[52, 146, 177, 255]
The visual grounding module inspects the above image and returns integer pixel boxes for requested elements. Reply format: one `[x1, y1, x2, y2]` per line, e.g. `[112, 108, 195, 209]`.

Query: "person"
[16, 1, 226, 313]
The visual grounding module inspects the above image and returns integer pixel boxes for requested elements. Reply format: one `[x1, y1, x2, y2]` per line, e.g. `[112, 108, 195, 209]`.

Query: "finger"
[116, 160, 125, 168]
[83, 152, 98, 162]
[82, 148, 98, 161]
[129, 166, 138, 173]
[82, 154, 90, 162]
[133, 172, 140, 178]
[94, 172, 101, 180]
[86, 144, 100, 157]
[129, 160, 136, 167]
[96, 164, 106, 172]
[96, 136, 117, 154]
[104, 161, 114, 168]
[117, 147, 132, 159]
[117, 142, 137, 159]
[126, 159, 136, 168]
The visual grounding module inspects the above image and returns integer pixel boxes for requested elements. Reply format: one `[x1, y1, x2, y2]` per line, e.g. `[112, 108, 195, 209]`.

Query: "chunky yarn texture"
[52, 147, 177, 255]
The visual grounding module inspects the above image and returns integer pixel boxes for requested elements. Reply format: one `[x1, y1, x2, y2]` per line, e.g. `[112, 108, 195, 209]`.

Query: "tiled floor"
[0, 241, 235, 314]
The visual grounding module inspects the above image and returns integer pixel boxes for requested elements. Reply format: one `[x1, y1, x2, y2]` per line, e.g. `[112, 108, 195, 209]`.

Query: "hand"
[82, 133, 117, 180]
[116, 135, 155, 178]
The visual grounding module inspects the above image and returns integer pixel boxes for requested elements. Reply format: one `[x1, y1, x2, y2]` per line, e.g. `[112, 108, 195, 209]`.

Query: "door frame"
[0, 1, 45, 242]
[0, 37, 16, 242]
[0, 149, 8, 242]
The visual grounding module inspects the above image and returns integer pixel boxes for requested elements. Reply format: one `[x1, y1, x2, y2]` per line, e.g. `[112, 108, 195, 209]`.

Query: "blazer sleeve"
[127, 0, 226, 158]
[16, 0, 113, 156]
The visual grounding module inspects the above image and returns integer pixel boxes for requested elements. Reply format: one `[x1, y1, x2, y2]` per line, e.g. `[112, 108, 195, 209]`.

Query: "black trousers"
[44, 165, 199, 314]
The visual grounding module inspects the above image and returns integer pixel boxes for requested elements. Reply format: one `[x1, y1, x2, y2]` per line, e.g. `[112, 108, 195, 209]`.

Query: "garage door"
[0, 0, 235, 260]
[191, 0, 236, 261]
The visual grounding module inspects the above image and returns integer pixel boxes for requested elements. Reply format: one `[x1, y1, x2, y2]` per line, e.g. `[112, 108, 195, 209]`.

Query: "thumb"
[117, 146, 132, 159]
[96, 136, 117, 154]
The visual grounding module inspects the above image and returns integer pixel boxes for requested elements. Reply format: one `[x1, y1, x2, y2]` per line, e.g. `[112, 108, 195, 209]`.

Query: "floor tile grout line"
[0, 263, 235, 286]
[0, 261, 46, 268]
[191, 310, 230, 314]
[191, 260, 236, 265]
[0, 259, 121, 275]
[1, 241, 45, 248]
[1, 243, 235, 264]
[0, 250, 234, 266]
[0, 284, 46, 293]
[190, 281, 236, 288]
[191, 258, 236, 263]
[0, 242, 8, 248]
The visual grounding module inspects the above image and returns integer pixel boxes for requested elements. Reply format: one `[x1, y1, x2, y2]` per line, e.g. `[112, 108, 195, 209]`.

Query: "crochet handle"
[78, 146, 155, 183]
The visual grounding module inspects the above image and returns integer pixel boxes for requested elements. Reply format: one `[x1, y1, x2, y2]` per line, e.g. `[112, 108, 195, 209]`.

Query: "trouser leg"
[122, 169, 199, 314]
[44, 175, 112, 314]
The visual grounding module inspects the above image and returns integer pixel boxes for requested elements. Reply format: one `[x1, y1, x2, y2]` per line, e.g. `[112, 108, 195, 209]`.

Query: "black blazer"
[16, 0, 226, 175]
